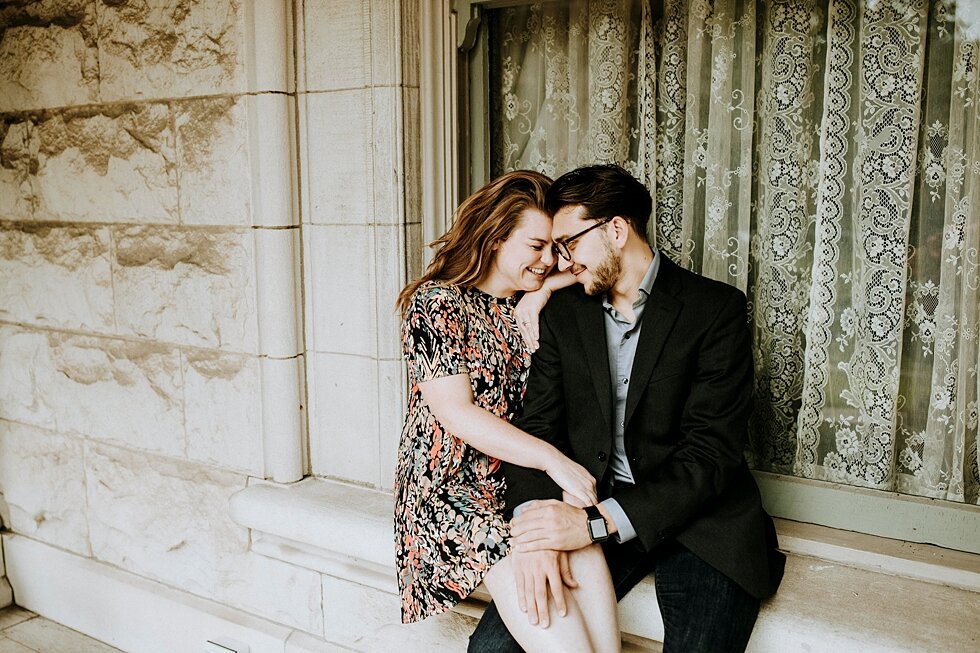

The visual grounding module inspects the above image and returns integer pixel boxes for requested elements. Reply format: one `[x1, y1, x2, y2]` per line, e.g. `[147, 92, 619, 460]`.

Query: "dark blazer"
[504, 255, 785, 599]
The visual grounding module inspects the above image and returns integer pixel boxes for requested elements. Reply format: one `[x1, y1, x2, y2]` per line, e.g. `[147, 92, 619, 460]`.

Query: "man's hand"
[510, 499, 593, 552]
[510, 549, 577, 627]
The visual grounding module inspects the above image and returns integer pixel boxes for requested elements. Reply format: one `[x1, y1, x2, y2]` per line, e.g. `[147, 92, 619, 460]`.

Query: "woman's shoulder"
[408, 281, 465, 314]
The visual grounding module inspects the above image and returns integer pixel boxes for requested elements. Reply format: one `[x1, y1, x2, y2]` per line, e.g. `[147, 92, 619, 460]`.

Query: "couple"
[394, 165, 785, 652]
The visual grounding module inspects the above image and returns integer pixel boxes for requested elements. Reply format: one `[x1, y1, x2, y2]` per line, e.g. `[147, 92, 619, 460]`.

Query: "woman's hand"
[562, 490, 589, 508]
[544, 453, 597, 507]
[514, 287, 551, 352]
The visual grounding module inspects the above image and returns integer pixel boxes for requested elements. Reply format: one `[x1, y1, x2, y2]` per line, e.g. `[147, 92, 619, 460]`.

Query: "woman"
[393, 171, 620, 652]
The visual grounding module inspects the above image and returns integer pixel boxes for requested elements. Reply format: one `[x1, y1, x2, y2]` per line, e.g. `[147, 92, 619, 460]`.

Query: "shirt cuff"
[600, 498, 637, 543]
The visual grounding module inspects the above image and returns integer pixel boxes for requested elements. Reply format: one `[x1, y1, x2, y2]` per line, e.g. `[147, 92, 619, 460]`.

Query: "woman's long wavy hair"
[396, 170, 552, 317]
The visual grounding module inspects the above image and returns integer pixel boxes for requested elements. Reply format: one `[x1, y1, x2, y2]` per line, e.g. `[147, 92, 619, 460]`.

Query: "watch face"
[589, 517, 608, 539]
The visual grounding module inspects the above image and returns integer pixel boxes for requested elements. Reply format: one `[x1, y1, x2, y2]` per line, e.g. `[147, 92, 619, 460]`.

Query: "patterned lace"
[487, 0, 979, 504]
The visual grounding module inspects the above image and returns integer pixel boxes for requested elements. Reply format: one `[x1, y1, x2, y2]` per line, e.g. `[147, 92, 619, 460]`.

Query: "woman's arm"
[419, 373, 597, 506]
[515, 270, 576, 351]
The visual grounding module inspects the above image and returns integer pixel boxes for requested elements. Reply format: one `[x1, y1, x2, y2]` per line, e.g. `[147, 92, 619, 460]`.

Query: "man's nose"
[557, 255, 571, 272]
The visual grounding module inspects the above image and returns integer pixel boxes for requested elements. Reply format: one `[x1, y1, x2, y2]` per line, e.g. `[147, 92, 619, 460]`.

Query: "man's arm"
[502, 301, 570, 510]
[502, 297, 585, 627]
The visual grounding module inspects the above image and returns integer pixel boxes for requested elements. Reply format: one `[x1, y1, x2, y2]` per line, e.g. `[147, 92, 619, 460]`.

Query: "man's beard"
[584, 235, 621, 296]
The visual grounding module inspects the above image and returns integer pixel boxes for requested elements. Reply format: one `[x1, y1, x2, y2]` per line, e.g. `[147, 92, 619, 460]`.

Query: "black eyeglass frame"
[552, 216, 614, 261]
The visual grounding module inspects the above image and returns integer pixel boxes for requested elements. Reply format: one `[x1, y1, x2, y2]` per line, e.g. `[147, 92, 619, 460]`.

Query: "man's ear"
[610, 216, 631, 247]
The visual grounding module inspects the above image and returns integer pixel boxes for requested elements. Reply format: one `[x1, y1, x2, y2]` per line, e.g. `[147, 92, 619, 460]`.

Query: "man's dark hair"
[545, 164, 652, 236]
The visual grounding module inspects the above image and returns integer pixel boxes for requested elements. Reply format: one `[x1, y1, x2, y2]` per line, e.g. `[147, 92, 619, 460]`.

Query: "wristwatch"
[584, 505, 609, 543]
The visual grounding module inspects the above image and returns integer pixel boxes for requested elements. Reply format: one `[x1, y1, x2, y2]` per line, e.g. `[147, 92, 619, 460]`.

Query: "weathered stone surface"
[176, 97, 251, 225]
[322, 576, 474, 652]
[373, 224, 404, 360]
[97, 0, 246, 101]
[33, 104, 178, 223]
[0, 420, 89, 555]
[0, 118, 39, 219]
[303, 90, 372, 224]
[307, 224, 375, 356]
[377, 358, 405, 491]
[113, 226, 257, 352]
[0, 222, 113, 331]
[183, 349, 262, 474]
[0, 326, 184, 455]
[85, 443, 322, 632]
[310, 352, 379, 484]
[0, 1, 99, 112]
[301, 0, 368, 92]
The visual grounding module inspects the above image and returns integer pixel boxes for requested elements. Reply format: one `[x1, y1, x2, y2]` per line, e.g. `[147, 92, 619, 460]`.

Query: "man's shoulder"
[664, 257, 747, 305]
[547, 284, 592, 312]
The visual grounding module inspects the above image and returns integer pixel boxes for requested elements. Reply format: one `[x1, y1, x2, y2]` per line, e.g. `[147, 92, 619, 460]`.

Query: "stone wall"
[0, 0, 419, 642]
[298, 0, 419, 490]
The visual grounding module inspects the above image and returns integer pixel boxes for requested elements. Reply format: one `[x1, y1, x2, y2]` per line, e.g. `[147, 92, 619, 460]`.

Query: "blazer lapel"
[624, 257, 683, 427]
[574, 293, 613, 433]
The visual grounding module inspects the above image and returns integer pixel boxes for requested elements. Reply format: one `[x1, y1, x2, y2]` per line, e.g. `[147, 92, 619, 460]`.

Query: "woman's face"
[488, 208, 556, 295]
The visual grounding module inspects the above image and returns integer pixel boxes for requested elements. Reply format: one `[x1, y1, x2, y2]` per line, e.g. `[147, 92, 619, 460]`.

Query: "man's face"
[552, 205, 622, 296]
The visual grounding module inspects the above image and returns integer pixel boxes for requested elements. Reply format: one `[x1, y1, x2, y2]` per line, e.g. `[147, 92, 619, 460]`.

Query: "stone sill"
[229, 477, 980, 651]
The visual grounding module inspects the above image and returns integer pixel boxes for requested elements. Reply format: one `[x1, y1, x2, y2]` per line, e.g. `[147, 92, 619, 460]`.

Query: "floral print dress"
[394, 281, 531, 623]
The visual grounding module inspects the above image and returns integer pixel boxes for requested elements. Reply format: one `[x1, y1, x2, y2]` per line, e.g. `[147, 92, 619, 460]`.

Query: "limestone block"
[398, 0, 420, 89]
[321, 575, 475, 652]
[0, 326, 184, 455]
[0, 222, 114, 332]
[176, 97, 252, 225]
[183, 349, 262, 474]
[301, 0, 368, 92]
[402, 86, 422, 224]
[97, 0, 246, 102]
[371, 87, 403, 226]
[307, 224, 375, 356]
[377, 358, 406, 491]
[33, 105, 178, 223]
[0, 118, 38, 219]
[0, 1, 99, 112]
[84, 443, 322, 633]
[0, 421, 89, 556]
[374, 224, 404, 360]
[369, 0, 398, 88]
[113, 226, 258, 352]
[303, 90, 372, 224]
[310, 352, 379, 485]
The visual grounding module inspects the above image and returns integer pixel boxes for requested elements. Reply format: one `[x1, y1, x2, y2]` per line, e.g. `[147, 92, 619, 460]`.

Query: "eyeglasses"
[552, 217, 613, 261]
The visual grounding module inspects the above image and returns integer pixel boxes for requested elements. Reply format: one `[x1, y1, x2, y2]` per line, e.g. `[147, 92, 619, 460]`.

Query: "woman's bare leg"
[482, 545, 620, 653]
[483, 554, 594, 653]
[566, 544, 621, 652]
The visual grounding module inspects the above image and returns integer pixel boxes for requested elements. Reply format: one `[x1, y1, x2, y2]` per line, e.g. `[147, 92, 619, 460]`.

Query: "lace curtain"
[487, 0, 980, 504]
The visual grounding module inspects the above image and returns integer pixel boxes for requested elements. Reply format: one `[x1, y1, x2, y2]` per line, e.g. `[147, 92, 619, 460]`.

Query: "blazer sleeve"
[615, 288, 755, 550]
[502, 303, 567, 512]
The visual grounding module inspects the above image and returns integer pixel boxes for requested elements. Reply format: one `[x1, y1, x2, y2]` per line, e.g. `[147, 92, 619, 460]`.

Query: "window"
[452, 0, 980, 551]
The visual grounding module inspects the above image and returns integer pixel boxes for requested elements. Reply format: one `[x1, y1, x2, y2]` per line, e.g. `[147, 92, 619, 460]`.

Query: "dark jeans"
[468, 540, 760, 653]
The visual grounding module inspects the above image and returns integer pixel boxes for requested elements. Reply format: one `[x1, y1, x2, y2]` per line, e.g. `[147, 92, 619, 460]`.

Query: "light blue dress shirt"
[598, 249, 660, 542]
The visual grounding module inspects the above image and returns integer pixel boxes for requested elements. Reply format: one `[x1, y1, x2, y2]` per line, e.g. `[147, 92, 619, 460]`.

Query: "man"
[469, 165, 785, 652]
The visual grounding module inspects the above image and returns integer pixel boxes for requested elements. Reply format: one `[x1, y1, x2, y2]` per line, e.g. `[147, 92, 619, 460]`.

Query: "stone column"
[297, 0, 421, 489]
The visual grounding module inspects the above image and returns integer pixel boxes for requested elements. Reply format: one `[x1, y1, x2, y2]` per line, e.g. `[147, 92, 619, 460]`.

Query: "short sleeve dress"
[394, 281, 531, 623]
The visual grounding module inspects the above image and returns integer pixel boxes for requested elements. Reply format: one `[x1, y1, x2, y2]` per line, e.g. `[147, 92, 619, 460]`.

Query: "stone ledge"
[229, 477, 980, 652]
